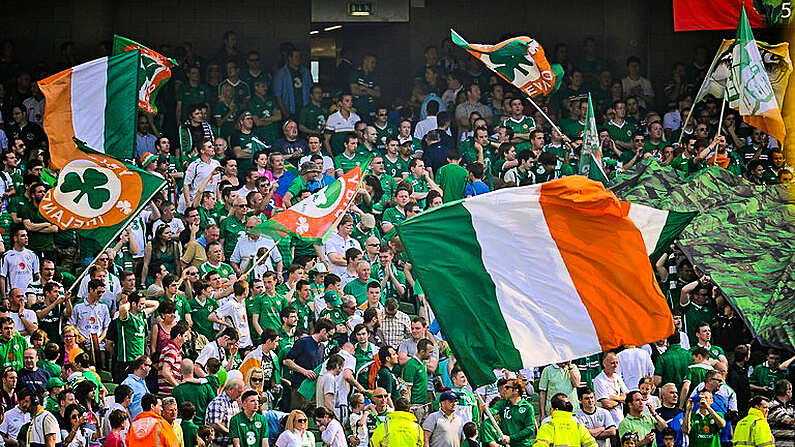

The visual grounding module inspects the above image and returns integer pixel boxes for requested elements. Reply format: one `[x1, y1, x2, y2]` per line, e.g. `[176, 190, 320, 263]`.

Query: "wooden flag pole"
[238, 243, 280, 281]
[714, 89, 728, 163]
[476, 392, 507, 441]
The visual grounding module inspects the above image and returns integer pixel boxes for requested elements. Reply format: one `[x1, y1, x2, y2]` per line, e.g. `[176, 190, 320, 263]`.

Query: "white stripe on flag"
[462, 186, 601, 365]
[71, 57, 108, 152]
[627, 203, 669, 255]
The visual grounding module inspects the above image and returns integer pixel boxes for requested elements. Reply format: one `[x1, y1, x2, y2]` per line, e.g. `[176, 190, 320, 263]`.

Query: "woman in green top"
[213, 84, 238, 138]
[142, 225, 182, 284]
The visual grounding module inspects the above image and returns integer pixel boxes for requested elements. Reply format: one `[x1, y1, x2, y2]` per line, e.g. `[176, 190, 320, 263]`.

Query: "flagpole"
[523, 94, 567, 142]
[476, 393, 508, 441]
[237, 244, 280, 281]
[715, 89, 728, 163]
[676, 100, 699, 147]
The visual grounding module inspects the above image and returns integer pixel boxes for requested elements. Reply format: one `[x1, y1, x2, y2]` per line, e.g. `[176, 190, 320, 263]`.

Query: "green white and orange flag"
[112, 35, 177, 115]
[38, 52, 139, 169]
[397, 176, 695, 387]
[254, 165, 366, 243]
[579, 93, 608, 183]
[695, 5, 790, 141]
[39, 139, 166, 247]
[451, 29, 556, 97]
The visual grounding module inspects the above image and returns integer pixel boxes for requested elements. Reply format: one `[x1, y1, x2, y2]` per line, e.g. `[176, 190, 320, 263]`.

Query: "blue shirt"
[274, 171, 297, 198]
[135, 133, 157, 158]
[465, 181, 490, 197]
[284, 335, 324, 387]
[121, 373, 149, 418]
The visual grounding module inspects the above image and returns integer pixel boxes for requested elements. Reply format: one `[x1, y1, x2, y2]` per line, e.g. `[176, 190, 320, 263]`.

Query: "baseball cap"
[324, 290, 341, 307]
[46, 377, 66, 389]
[312, 263, 328, 273]
[439, 391, 457, 403]
[299, 162, 321, 175]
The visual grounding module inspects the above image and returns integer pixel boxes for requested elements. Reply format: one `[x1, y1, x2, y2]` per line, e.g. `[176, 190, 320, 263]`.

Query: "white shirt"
[0, 248, 39, 293]
[152, 218, 185, 238]
[276, 429, 315, 447]
[69, 300, 111, 340]
[325, 110, 361, 134]
[335, 350, 357, 413]
[231, 234, 282, 271]
[593, 371, 629, 425]
[0, 405, 30, 439]
[300, 154, 334, 174]
[621, 76, 654, 108]
[78, 272, 122, 314]
[349, 411, 370, 447]
[182, 158, 221, 212]
[216, 297, 252, 348]
[320, 419, 347, 447]
[322, 232, 361, 276]
[128, 209, 152, 259]
[9, 308, 37, 337]
[413, 116, 438, 141]
[617, 347, 654, 391]
[23, 97, 45, 126]
[196, 340, 228, 369]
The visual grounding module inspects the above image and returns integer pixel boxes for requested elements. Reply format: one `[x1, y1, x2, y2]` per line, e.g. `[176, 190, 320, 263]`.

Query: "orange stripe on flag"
[539, 177, 673, 350]
[38, 68, 77, 169]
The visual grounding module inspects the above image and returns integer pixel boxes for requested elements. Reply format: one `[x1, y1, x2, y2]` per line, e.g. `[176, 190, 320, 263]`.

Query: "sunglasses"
[297, 418, 308, 423]
[251, 378, 263, 383]
[373, 395, 388, 398]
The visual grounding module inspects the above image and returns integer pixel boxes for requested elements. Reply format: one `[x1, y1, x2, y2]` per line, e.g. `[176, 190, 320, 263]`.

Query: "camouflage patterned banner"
[611, 160, 795, 350]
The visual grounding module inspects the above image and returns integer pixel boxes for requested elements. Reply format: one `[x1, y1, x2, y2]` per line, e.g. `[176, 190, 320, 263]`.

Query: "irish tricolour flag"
[38, 51, 138, 169]
[397, 176, 695, 387]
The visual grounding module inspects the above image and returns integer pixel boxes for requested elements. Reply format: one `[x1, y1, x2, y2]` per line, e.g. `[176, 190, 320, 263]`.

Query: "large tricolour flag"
[397, 176, 695, 387]
[112, 35, 177, 115]
[38, 51, 139, 169]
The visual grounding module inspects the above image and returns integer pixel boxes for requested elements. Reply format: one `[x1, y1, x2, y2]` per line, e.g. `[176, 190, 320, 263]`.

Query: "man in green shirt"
[435, 150, 469, 203]
[606, 100, 636, 152]
[369, 155, 396, 214]
[373, 106, 397, 152]
[219, 196, 248, 259]
[654, 333, 693, 397]
[172, 358, 217, 425]
[298, 85, 327, 136]
[403, 338, 433, 419]
[350, 54, 381, 119]
[283, 162, 320, 207]
[343, 262, 372, 304]
[199, 242, 237, 280]
[671, 137, 712, 175]
[618, 390, 668, 441]
[249, 80, 282, 145]
[502, 98, 536, 151]
[491, 378, 537, 446]
[406, 158, 440, 209]
[252, 271, 287, 334]
[383, 137, 408, 180]
[177, 66, 212, 121]
[334, 133, 369, 175]
[229, 389, 269, 447]
[750, 349, 787, 396]
[679, 276, 715, 345]
[683, 390, 725, 447]
[115, 292, 155, 381]
[188, 281, 220, 341]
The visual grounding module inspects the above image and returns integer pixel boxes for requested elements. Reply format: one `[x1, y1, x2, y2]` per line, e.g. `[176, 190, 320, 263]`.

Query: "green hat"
[47, 377, 66, 389]
[140, 152, 158, 169]
[324, 290, 341, 307]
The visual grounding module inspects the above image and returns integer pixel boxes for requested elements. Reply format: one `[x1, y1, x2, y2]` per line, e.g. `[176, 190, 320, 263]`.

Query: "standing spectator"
[205, 379, 244, 447]
[575, 387, 616, 447]
[172, 359, 217, 426]
[618, 345, 655, 391]
[402, 338, 433, 420]
[229, 389, 269, 447]
[316, 354, 343, 413]
[0, 386, 31, 446]
[121, 356, 152, 419]
[324, 94, 361, 156]
[126, 394, 177, 447]
[455, 84, 493, 131]
[733, 397, 774, 447]
[322, 215, 361, 277]
[136, 114, 157, 158]
[195, 328, 240, 377]
[655, 383, 685, 447]
[691, 323, 728, 369]
[274, 48, 312, 118]
[215, 280, 253, 348]
[158, 320, 190, 396]
[464, 162, 489, 197]
[17, 347, 48, 394]
[768, 379, 795, 447]
[539, 361, 581, 420]
[750, 349, 787, 398]
[491, 378, 536, 446]
[115, 292, 156, 383]
[7, 105, 46, 150]
[1, 228, 38, 299]
[686, 369, 737, 447]
[101, 385, 132, 440]
[181, 138, 220, 214]
[727, 345, 752, 416]
[594, 352, 629, 425]
[283, 318, 334, 403]
[275, 409, 315, 447]
[314, 406, 346, 447]
[682, 390, 725, 447]
[26, 386, 62, 447]
[69, 279, 110, 360]
[618, 391, 668, 446]
[8, 287, 37, 337]
[423, 390, 464, 447]
[350, 54, 381, 120]
[381, 298, 411, 349]
[654, 334, 692, 403]
[621, 57, 654, 109]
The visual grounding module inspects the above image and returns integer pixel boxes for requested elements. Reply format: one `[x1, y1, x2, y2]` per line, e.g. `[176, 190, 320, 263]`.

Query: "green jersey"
[219, 215, 246, 258]
[377, 366, 401, 403]
[502, 116, 536, 151]
[199, 261, 235, 280]
[188, 296, 220, 341]
[402, 356, 429, 404]
[334, 152, 369, 173]
[606, 120, 636, 143]
[680, 302, 715, 345]
[654, 343, 692, 390]
[374, 122, 398, 152]
[229, 411, 269, 447]
[172, 381, 218, 425]
[491, 398, 536, 446]
[230, 131, 268, 172]
[407, 174, 429, 208]
[319, 306, 347, 326]
[689, 411, 723, 447]
[350, 68, 378, 118]
[255, 292, 287, 332]
[671, 155, 707, 175]
[436, 163, 468, 203]
[293, 299, 313, 333]
[248, 94, 279, 144]
[117, 312, 147, 362]
[381, 206, 407, 228]
[560, 118, 586, 140]
[298, 103, 327, 135]
[382, 154, 409, 179]
[749, 362, 788, 390]
[343, 279, 369, 305]
[178, 83, 212, 119]
[18, 207, 54, 253]
[0, 332, 27, 370]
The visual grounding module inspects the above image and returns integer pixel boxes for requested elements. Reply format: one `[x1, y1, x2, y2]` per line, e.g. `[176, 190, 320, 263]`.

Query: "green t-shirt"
[181, 420, 199, 447]
[199, 261, 236, 280]
[230, 131, 268, 173]
[680, 302, 715, 345]
[255, 292, 287, 332]
[219, 215, 246, 258]
[319, 306, 347, 326]
[381, 206, 407, 228]
[671, 155, 707, 175]
[248, 94, 280, 144]
[178, 83, 212, 119]
[502, 116, 536, 151]
[374, 122, 398, 152]
[293, 299, 313, 333]
[286, 176, 311, 200]
[654, 344, 693, 390]
[334, 152, 369, 173]
[116, 312, 147, 362]
[689, 411, 723, 447]
[749, 363, 788, 389]
[213, 102, 237, 138]
[382, 155, 409, 179]
[350, 68, 377, 118]
[436, 163, 469, 203]
[377, 365, 400, 402]
[172, 381, 218, 425]
[560, 118, 586, 140]
[298, 103, 327, 135]
[402, 357, 429, 404]
[229, 411, 269, 447]
[407, 174, 429, 208]
[606, 120, 637, 143]
[188, 296, 220, 341]
[343, 279, 369, 305]
[491, 399, 536, 446]
[18, 207, 54, 253]
[0, 332, 27, 370]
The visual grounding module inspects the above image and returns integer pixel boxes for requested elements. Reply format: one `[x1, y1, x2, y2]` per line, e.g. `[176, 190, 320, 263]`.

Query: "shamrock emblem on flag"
[60, 168, 111, 210]
[116, 200, 133, 215]
[296, 217, 309, 235]
[487, 41, 536, 83]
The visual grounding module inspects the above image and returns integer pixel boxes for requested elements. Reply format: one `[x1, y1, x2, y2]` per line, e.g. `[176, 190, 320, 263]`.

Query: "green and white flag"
[112, 35, 177, 115]
[578, 93, 608, 183]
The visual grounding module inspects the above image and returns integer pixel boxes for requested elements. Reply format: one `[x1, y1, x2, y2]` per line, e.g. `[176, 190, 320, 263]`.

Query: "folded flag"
[112, 35, 177, 115]
[579, 93, 608, 183]
[38, 51, 139, 168]
[397, 176, 695, 387]
[254, 165, 366, 243]
[39, 139, 166, 244]
[451, 29, 556, 98]
[695, 6, 791, 142]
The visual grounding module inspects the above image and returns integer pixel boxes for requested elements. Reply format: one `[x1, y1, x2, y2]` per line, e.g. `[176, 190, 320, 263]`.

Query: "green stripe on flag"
[103, 51, 138, 161]
[397, 202, 522, 388]
[649, 210, 698, 263]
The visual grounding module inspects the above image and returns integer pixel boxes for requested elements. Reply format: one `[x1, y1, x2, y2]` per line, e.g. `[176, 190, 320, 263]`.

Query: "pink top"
[105, 432, 125, 447]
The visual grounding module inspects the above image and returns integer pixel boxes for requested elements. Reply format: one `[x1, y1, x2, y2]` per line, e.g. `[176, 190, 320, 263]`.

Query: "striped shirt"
[158, 342, 182, 395]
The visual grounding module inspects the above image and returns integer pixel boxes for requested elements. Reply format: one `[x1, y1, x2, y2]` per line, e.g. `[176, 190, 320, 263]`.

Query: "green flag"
[611, 160, 795, 351]
[39, 138, 167, 249]
[578, 93, 608, 183]
[112, 35, 177, 115]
